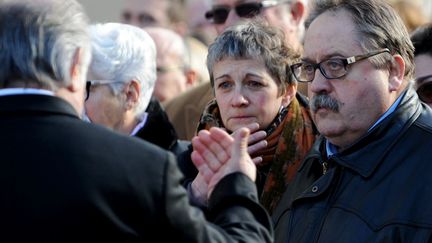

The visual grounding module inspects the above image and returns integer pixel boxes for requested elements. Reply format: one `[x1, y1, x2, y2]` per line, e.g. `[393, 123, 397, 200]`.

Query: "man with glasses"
[84, 23, 190, 157]
[410, 23, 432, 108]
[164, 0, 309, 140]
[271, 0, 432, 242]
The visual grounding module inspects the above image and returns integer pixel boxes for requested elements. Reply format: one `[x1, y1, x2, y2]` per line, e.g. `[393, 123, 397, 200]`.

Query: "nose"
[231, 87, 249, 107]
[309, 68, 332, 95]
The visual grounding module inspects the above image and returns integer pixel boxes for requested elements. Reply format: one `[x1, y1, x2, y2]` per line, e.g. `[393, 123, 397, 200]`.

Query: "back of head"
[207, 20, 301, 93]
[88, 22, 156, 115]
[411, 23, 432, 57]
[0, 0, 91, 90]
[306, 0, 415, 82]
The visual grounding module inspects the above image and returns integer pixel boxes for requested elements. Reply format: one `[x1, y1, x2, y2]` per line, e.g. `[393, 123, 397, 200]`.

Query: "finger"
[231, 127, 250, 159]
[191, 151, 214, 183]
[207, 127, 235, 153]
[242, 122, 260, 133]
[252, 156, 263, 165]
[192, 135, 225, 172]
[247, 140, 268, 155]
[248, 130, 267, 145]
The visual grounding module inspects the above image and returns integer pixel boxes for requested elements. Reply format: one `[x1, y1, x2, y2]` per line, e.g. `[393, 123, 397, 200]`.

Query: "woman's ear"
[281, 83, 297, 107]
[388, 54, 405, 92]
[124, 80, 140, 110]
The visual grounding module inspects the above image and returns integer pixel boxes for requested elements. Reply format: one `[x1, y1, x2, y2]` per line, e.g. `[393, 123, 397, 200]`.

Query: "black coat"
[272, 88, 432, 242]
[0, 94, 273, 243]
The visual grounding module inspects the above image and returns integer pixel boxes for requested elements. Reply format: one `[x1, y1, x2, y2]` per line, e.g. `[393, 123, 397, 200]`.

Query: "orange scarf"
[197, 94, 318, 214]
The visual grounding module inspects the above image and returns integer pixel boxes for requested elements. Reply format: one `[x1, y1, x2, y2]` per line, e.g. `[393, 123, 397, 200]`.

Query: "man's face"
[209, 0, 300, 47]
[122, 0, 169, 28]
[414, 54, 432, 108]
[304, 9, 395, 149]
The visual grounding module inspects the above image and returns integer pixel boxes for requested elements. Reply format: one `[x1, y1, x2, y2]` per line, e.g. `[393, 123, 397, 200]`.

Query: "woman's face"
[213, 58, 293, 131]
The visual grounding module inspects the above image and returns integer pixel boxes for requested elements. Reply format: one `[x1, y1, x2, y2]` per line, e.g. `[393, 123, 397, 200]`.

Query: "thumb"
[232, 127, 250, 159]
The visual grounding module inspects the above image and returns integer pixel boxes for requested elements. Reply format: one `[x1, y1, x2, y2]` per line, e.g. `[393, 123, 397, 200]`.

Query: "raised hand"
[191, 127, 256, 199]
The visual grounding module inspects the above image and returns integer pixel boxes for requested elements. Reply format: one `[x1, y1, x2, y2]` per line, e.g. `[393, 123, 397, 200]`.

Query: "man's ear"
[290, 1, 306, 26]
[185, 69, 198, 88]
[124, 80, 140, 110]
[68, 47, 84, 92]
[388, 54, 405, 92]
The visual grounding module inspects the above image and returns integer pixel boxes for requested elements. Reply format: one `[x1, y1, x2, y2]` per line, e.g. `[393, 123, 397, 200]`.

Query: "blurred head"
[207, 20, 300, 131]
[185, 0, 218, 45]
[205, 0, 307, 50]
[411, 23, 432, 108]
[299, 0, 414, 149]
[0, 0, 91, 114]
[85, 23, 156, 134]
[122, 0, 187, 35]
[145, 27, 196, 103]
[122, 0, 170, 28]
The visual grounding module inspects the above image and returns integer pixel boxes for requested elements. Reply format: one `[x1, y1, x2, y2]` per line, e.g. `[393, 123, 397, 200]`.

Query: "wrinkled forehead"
[303, 9, 361, 61]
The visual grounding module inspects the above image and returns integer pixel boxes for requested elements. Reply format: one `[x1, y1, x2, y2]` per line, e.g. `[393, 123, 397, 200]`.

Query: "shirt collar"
[326, 92, 405, 157]
[130, 112, 149, 136]
[0, 88, 54, 97]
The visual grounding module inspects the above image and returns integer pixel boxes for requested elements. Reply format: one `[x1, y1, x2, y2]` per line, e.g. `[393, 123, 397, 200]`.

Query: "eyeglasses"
[85, 80, 121, 101]
[156, 65, 185, 74]
[290, 48, 391, 83]
[204, 0, 291, 24]
[415, 74, 432, 104]
[122, 11, 156, 27]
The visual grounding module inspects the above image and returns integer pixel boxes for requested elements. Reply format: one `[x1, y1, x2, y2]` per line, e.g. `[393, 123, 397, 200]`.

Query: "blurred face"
[153, 66, 187, 103]
[304, 10, 396, 149]
[209, 0, 300, 49]
[122, 0, 169, 28]
[84, 76, 126, 131]
[414, 54, 432, 107]
[213, 58, 291, 132]
[153, 51, 188, 103]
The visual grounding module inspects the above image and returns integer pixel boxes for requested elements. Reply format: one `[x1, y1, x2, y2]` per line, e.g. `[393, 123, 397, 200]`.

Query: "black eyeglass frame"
[290, 48, 391, 83]
[204, 0, 291, 24]
[85, 80, 122, 101]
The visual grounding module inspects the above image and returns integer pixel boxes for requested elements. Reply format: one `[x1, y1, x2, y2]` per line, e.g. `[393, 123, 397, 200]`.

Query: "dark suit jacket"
[0, 94, 273, 242]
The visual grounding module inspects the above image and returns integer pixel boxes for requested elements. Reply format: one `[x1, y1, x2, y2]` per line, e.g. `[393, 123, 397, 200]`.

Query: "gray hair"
[88, 23, 157, 117]
[306, 0, 415, 82]
[0, 0, 91, 90]
[206, 20, 301, 95]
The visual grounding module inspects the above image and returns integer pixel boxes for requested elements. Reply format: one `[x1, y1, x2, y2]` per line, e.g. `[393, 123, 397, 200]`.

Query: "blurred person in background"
[144, 26, 199, 103]
[411, 23, 432, 108]
[387, 0, 428, 33]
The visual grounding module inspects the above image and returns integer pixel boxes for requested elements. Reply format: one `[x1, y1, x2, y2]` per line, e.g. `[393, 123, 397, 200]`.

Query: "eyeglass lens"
[208, 2, 263, 24]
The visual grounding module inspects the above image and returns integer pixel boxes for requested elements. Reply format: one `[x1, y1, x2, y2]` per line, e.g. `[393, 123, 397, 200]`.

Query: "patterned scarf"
[197, 94, 317, 214]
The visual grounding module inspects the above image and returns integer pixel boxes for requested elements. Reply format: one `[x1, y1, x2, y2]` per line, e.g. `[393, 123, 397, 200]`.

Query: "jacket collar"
[0, 94, 79, 119]
[302, 87, 422, 178]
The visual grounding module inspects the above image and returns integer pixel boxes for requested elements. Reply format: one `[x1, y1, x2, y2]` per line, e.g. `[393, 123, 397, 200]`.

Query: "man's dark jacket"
[272, 88, 432, 242]
[0, 94, 273, 243]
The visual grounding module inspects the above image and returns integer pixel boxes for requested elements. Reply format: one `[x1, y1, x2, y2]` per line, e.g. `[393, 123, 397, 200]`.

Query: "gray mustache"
[311, 94, 340, 113]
